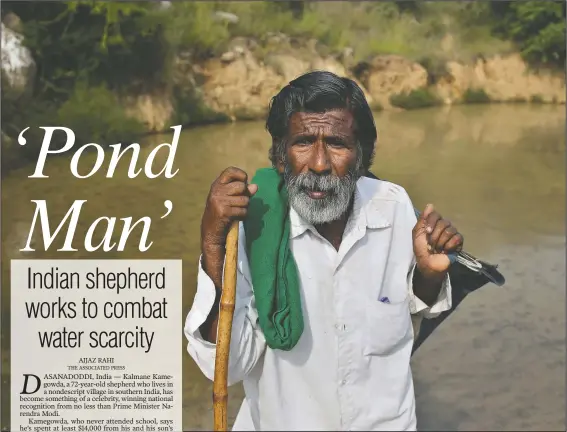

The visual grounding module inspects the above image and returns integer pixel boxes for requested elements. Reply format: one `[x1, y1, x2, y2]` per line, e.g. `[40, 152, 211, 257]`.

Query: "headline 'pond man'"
[185, 71, 464, 431]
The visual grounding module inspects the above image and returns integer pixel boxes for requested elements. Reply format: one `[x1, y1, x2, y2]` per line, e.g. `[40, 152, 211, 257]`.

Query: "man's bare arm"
[198, 244, 225, 343]
[412, 267, 445, 307]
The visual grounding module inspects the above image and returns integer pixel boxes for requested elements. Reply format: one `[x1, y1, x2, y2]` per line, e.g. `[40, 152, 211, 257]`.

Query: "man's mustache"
[286, 171, 354, 193]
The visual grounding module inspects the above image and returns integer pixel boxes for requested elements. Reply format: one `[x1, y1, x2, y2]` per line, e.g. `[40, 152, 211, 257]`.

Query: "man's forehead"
[288, 110, 355, 136]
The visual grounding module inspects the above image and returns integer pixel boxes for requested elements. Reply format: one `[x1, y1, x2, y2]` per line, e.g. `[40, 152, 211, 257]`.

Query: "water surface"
[2, 104, 565, 430]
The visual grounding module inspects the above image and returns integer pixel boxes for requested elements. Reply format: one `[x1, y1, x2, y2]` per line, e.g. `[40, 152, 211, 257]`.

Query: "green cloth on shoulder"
[243, 167, 304, 351]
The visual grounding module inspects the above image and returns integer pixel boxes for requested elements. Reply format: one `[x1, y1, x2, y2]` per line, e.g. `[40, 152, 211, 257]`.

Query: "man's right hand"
[201, 166, 257, 253]
[199, 167, 257, 343]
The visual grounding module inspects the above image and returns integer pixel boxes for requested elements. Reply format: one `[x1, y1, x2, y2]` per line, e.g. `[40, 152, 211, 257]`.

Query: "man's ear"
[273, 139, 286, 174]
[276, 159, 285, 174]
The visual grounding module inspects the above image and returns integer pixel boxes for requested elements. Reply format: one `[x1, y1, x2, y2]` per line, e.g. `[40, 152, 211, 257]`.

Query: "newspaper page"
[2, 2, 567, 431]
[11, 260, 182, 432]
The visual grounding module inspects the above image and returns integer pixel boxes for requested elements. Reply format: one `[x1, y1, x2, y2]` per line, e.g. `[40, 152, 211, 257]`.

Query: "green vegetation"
[170, 86, 229, 127]
[462, 88, 492, 104]
[418, 57, 451, 85]
[1, 1, 565, 172]
[372, 101, 384, 112]
[57, 85, 145, 145]
[2, 1, 170, 168]
[490, 2, 566, 69]
[390, 89, 442, 110]
[530, 94, 545, 104]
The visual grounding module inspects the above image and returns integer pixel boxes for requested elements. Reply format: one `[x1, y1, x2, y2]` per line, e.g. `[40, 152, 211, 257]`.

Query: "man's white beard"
[284, 165, 360, 225]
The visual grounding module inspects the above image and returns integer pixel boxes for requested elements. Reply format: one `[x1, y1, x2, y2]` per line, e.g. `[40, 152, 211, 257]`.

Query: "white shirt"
[184, 177, 452, 431]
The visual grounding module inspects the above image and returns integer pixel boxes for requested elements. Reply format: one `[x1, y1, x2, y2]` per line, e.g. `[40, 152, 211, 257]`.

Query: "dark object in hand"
[364, 171, 506, 354]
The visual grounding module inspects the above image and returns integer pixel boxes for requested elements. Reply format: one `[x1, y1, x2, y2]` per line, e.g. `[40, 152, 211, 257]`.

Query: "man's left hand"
[412, 204, 464, 279]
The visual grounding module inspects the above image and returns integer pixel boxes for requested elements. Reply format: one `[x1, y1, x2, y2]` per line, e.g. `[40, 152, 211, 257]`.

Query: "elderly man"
[185, 71, 463, 431]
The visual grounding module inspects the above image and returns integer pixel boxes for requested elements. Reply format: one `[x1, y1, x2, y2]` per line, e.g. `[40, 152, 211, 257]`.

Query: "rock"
[212, 11, 239, 24]
[435, 54, 566, 104]
[352, 55, 428, 109]
[3, 12, 23, 33]
[264, 53, 310, 82]
[1, 22, 36, 100]
[197, 40, 377, 120]
[199, 47, 284, 120]
[305, 38, 320, 55]
[121, 93, 174, 132]
[220, 51, 237, 63]
[310, 57, 347, 77]
[228, 37, 249, 49]
[93, 35, 567, 138]
[340, 47, 355, 66]
[265, 32, 289, 45]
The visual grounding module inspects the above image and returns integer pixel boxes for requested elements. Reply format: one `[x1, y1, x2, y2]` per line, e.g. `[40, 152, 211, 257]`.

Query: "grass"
[161, 2, 512, 64]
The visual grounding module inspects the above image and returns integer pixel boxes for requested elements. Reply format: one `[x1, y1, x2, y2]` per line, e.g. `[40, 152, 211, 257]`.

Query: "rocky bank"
[126, 34, 567, 132]
[2, 18, 565, 135]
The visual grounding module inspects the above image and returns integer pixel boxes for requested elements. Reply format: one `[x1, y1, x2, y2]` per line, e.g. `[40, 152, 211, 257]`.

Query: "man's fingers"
[436, 225, 457, 252]
[218, 166, 248, 184]
[224, 181, 248, 196]
[425, 211, 442, 236]
[228, 207, 248, 220]
[443, 233, 464, 252]
[428, 219, 447, 250]
[247, 183, 258, 195]
[421, 204, 435, 222]
[413, 204, 434, 238]
[227, 196, 250, 208]
[223, 181, 258, 197]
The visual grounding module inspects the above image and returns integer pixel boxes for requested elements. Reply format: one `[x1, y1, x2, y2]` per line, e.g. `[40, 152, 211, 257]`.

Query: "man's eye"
[328, 141, 346, 148]
[294, 140, 311, 146]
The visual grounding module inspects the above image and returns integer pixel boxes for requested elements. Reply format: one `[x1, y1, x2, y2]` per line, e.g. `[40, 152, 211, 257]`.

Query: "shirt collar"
[289, 178, 391, 239]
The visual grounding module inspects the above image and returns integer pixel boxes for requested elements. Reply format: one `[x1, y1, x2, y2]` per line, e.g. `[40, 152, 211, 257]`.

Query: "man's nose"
[309, 141, 331, 175]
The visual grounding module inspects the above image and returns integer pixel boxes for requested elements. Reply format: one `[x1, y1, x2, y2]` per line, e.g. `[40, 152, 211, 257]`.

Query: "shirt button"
[341, 379, 347, 386]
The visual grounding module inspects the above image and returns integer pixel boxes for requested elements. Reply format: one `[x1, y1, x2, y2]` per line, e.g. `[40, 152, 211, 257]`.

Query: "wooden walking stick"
[213, 221, 239, 431]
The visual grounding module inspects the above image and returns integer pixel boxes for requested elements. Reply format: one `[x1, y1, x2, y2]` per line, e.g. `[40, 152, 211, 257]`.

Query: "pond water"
[2, 104, 565, 430]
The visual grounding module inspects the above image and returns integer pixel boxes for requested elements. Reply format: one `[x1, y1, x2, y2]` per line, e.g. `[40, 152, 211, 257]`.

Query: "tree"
[2, 1, 168, 102]
[490, 1, 566, 68]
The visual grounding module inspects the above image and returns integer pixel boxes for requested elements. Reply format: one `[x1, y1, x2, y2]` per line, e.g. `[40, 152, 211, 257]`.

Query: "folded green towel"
[243, 167, 304, 351]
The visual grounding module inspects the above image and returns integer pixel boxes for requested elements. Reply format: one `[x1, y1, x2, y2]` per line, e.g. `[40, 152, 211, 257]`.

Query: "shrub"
[462, 88, 491, 104]
[489, 1, 566, 69]
[418, 56, 451, 85]
[56, 84, 145, 147]
[390, 88, 442, 109]
[530, 94, 545, 104]
[371, 101, 384, 112]
[2, 84, 146, 169]
[169, 85, 229, 126]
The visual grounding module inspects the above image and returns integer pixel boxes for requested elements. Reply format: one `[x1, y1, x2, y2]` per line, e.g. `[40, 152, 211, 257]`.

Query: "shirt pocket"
[362, 294, 413, 357]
